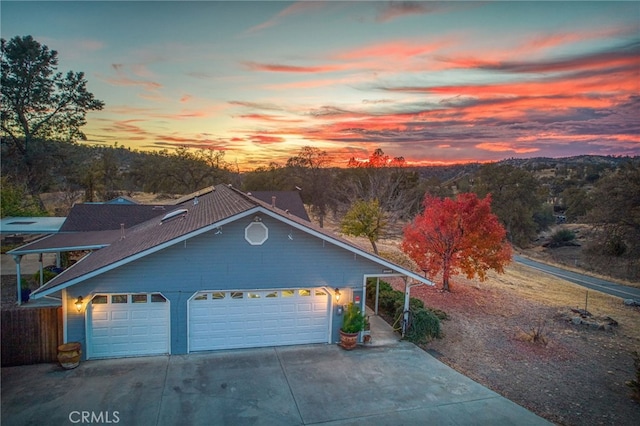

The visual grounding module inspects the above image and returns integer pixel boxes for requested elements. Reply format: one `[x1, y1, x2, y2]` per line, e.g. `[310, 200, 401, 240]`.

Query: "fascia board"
[8, 244, 110, 255]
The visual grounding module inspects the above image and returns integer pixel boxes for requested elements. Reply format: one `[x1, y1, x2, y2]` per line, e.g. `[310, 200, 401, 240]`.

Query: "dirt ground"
[385, 263, 640, 426]
[327, 217, 640, 426]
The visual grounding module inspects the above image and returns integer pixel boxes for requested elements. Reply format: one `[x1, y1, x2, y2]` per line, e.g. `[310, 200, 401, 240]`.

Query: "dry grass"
[486, 263, 640, 341]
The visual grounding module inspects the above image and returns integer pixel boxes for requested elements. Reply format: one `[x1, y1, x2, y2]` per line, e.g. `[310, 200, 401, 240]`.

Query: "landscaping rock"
[623, 299, 640, 307]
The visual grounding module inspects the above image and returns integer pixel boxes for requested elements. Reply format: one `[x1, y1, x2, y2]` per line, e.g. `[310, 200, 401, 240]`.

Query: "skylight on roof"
[161, 209, 188, 223]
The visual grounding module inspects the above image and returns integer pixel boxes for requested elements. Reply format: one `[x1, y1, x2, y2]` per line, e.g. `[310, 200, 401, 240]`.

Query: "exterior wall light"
[334, 288, 341, 303]
[75, 296, 83, 312]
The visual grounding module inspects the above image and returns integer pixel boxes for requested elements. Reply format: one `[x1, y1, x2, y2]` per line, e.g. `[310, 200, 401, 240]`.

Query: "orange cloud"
[475, 142, 539, 154]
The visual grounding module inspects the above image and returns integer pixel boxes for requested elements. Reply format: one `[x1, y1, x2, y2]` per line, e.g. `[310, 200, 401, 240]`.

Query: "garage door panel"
[88, 293, 170, 359]
[189, 288, 330, 352]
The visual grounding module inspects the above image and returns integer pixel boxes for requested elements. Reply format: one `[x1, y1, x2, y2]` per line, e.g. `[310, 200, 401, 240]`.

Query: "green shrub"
[366, 278, 393, 300]
[341, 302, 366, 333]
[549, 228, 576, 247]
[404, 308, 442, 344]
[378, 289, 403, 312]
[426, 307, 449, 321]
[366, 279, 446, 341]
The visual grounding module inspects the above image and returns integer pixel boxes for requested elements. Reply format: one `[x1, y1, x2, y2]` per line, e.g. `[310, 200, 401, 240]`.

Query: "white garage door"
[189, 288, 330, 352]
[87, 293, 170, 359]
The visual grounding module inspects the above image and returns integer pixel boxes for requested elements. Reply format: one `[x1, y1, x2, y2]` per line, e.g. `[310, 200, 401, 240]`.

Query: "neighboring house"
[12, 184, 430, 360]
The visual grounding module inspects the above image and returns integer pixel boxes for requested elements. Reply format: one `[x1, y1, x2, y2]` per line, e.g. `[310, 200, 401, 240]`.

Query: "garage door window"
[266, 291, 278, 298]
[231, 292, 243, 299]
[299, 289, 311, 297]
[282, 290, 294, 297]
[151, 293, 167, 302]
[132, 294, 148, 303]
[212, 292, 225, 300]
[92, 295, 107, 304]
[112, 295, 127, 303]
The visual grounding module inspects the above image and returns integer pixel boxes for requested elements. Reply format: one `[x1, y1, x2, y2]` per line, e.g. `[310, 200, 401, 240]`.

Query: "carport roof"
[0, 217, 66, 234]
[31, 184, 432, 298]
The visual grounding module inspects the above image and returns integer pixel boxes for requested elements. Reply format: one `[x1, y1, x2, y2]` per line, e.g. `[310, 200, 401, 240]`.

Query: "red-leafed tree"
[402, 193, 512, 291]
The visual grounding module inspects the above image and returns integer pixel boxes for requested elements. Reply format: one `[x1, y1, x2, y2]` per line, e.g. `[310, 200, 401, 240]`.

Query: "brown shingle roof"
[33, 185, 256, 294]
[248, 191, 310, 221]
[32, 184, 433, 297]
[60, 204, 169, 232]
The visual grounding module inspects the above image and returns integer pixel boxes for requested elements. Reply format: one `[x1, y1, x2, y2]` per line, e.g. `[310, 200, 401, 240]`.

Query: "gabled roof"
[32, 184, 432, 298]
[248, 191, 310, 221]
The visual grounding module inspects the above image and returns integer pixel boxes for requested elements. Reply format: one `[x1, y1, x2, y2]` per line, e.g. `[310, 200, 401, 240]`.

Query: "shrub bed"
[366, 278, 445, 343]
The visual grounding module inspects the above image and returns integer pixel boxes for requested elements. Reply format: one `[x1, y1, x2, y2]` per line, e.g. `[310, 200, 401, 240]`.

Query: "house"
[13, 184, 431, 360]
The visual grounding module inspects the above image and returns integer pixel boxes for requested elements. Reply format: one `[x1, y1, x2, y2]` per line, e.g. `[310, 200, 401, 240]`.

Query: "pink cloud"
[242, 61, 344, 73]
[335, 38, 452, 61]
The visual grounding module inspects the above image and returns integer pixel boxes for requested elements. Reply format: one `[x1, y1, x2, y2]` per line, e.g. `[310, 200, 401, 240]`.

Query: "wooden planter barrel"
[57, 342, 81, 369]
[339, 330, 359, 350]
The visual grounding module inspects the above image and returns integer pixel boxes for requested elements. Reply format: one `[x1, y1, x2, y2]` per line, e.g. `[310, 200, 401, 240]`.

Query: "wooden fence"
[1, 306, 63, 367]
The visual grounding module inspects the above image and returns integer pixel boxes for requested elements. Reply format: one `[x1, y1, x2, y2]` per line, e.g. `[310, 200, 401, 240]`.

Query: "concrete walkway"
[2, 318, 551, 425]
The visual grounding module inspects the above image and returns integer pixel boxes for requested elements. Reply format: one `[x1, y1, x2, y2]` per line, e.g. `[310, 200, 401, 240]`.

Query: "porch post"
[13, 254, 23, 305]
[39, 253, 44, 286]
[403, 276, 410, 337]
[375, 277, 380, 315]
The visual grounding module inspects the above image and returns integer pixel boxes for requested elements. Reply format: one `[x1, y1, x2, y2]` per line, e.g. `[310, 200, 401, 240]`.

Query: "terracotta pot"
[339, 329, 359, 350]
[57, 342, 82, 369]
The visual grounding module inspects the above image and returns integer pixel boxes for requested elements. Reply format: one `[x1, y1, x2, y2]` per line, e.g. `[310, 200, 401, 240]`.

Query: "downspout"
[13, 254, 23, 305]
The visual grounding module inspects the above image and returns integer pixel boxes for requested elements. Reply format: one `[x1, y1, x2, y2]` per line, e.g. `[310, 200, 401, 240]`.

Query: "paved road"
[514, 255, 640, 300]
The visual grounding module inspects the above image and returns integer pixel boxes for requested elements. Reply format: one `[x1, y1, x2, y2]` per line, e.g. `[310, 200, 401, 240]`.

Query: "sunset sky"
[2, 1, 639, 169]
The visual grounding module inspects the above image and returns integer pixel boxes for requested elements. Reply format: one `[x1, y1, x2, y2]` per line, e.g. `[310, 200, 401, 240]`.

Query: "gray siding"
[67, 216, 386, 355]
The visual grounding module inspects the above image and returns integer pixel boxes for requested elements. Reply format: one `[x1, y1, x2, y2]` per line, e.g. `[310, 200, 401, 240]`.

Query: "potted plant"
[339, 302, 365, 350]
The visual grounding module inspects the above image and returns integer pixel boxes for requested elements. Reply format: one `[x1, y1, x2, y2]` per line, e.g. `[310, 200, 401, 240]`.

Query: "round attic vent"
[245, 222, 268, 245]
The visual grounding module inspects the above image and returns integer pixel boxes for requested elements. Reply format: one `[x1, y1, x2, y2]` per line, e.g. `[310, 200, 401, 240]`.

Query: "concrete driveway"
[1, 343, 549, 425]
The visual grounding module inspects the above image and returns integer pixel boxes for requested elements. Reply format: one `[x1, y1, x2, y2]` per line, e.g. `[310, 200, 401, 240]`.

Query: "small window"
[194, 293, 207, 301]
[231, 292, 243, 299]
[299, 289, 311, 297]
[212, 292, 225, 300]
[282, 290, 294, 298]
[315, 289, 327, 296]
[266, 291, 278, 298]
[112, 295, 128, 304]
[132, 294, 147, 303]
[248, 292, 261, 299]
[151, 294, 167, 302]
[92, 295, 107, 304]
[245, 222, 269, 245]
